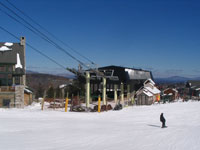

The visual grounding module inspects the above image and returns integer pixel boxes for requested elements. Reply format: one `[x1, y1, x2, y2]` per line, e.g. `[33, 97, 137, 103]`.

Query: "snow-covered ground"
[0, 101, 200, 150]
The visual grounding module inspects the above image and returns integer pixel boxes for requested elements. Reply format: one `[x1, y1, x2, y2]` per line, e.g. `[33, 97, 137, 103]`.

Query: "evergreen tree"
[56, 86, 61, 98]
[46, 86, 54, 98]
[36, 83, 44, 98]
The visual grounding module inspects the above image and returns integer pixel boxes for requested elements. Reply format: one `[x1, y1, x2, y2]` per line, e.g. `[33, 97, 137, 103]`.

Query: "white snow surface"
[0, 101, 200, 150]
[15, 53, 23, 69]
[4, 42, 13, 46]
[0, 46, 12, 51]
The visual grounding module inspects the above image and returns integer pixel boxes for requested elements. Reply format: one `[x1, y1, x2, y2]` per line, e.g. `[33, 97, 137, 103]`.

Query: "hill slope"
[26, 72, 72, 92]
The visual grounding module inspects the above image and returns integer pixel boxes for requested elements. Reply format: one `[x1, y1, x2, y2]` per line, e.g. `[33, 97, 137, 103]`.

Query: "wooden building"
[136, 87, 154, 105]
[24, 87, 33, 106]
[163, 88, 178, 101]
[136, 79, 161, 105]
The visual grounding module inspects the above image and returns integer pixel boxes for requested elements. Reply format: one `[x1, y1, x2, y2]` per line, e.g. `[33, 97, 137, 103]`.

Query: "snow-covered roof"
[143, 89, 153, 97]
[59, 84, 67, 89]
[145, 86, 160, 94]
[24, 88, 32, 94]
[136, 87, 154, 97]
[144, 82, 154, 88]
[144, 78, 155, 85]
[4, 42, 13, 46]
[163, 88, 178, 93]
[172, 88, 178, 93]
[0, 46, 12, 51]
[0, 42, 25, 74]
[15, 53, 23, 69]
[149, 82, 154, 87]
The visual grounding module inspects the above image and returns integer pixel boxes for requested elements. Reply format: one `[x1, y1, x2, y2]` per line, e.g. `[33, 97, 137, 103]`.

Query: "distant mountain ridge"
[27, 70, 200, 84]
[154, 76, 200, 84]
[26, 70, 75, 79]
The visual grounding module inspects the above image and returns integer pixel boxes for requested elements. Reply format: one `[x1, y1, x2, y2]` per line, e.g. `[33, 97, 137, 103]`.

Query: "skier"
[160, 113, 166, 128]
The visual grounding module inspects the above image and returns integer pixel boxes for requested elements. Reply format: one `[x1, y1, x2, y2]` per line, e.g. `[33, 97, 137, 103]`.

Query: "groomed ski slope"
[0, 101, 200, 150]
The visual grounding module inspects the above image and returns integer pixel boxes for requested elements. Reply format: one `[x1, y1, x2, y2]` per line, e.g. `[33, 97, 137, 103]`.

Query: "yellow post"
[65, 97, 69, 112]
[98, 95, 101, 113]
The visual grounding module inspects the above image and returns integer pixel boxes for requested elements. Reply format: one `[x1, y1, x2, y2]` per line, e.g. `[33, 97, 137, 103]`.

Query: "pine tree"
[56, 86, 61, 98]
[36, 83, 44, 98]
[47, 86, 54, 98]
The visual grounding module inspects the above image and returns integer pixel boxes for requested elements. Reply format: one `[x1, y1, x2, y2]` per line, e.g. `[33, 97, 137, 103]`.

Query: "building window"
[0, 74, 6, 86]
[7, 74, 12, 79]
[15, 76, 20, 85]
[7, 66, 13, 72]
[8, 74, 13, 85]
[3, 99, 10, 107]
[0, 74, 13, 86]
[0, 66, 6, 72]
[0, 74, 5, 78]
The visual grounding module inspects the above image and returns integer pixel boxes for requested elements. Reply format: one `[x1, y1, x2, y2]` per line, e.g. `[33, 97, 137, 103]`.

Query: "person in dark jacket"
[160, 113, 166, 128]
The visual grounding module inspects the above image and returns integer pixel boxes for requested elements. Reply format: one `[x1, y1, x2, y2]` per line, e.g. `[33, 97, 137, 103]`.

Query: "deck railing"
[0, 86, 15, 92]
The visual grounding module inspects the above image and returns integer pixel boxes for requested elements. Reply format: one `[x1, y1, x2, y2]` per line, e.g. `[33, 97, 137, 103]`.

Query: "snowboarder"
[160, 113, 166, 128]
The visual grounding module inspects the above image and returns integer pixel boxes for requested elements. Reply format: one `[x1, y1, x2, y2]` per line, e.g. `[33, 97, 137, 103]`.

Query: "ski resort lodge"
[89, 65, 153, 98]
[0, 37, 33, 108]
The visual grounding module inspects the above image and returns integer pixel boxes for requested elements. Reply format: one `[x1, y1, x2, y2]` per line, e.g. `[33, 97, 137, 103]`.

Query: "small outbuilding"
[136, 79, 161, 105]
[24, 87, 33, 106]
[136, 87, 153, 105]
[163, 88, 178, 101]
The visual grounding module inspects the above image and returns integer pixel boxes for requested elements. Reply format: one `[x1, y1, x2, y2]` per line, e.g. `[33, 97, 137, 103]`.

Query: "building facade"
[89, 65, 153, 98]
[0, 37, 29, 108]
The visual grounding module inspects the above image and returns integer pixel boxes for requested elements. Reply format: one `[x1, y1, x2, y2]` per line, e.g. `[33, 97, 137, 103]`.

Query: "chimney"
[20, 36, 25, 46]
[20, 36, 26, 85]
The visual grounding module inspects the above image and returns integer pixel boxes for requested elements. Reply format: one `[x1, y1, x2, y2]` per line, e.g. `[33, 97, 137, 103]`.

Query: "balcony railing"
[0, 86, 15, 92]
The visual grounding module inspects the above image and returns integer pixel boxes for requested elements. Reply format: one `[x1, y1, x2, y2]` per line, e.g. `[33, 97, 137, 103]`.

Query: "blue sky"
[0, 0, 200, 78]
